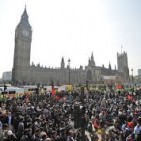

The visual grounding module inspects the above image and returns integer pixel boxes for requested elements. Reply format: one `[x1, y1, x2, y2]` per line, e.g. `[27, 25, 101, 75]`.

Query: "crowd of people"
[0, 84, 140, 141]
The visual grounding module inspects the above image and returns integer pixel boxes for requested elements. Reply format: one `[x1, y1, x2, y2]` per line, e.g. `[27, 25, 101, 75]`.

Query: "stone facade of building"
[2, 71, 12, 81]
[12, 8, 129, 85]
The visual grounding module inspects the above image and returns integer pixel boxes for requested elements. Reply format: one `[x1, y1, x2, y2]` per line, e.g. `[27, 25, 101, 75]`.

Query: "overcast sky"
[0, 0, 141, 78]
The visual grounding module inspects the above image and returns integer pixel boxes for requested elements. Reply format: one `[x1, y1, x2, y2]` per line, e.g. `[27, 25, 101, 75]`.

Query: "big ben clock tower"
[12, 7, 32, 83]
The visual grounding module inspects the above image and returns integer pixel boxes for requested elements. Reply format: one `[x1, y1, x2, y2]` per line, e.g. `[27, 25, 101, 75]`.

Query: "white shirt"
[134, 124, 141, 134]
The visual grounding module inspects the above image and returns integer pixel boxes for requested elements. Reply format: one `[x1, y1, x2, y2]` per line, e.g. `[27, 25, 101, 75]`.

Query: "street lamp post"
[131, 69, 134, 83]
[3, 83, 7, 102]
[36, 83, 40, 104]
[86, 80, 89, 91]
[80, 86, 85, 141]
[68, 58, 71, 85]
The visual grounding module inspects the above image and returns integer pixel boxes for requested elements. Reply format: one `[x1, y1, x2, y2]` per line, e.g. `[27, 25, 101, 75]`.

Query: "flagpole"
[68, 59, 71, 85]
[121, 45, 123, 54]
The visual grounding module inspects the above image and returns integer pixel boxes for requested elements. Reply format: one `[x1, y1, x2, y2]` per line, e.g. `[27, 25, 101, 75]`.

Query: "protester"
[0, 83, 140, 141]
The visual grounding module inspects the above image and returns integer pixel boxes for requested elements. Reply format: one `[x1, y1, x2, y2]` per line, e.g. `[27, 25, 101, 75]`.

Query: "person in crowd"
[133, 116, 141, 141]
[3, 112, 14, 131]
[66, 130, 75, 141]
[16, 116, 24, 140]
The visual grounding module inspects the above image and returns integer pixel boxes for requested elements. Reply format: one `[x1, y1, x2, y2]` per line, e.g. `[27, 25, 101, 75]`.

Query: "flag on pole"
[51, 80, 56, 95]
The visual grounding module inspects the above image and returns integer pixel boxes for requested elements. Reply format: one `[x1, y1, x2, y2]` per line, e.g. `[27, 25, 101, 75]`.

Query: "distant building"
[2, 71, 12, 81]
[137, 69, 141, 82]
[138, 69, 141, 76]
[12, 7, 129, 85]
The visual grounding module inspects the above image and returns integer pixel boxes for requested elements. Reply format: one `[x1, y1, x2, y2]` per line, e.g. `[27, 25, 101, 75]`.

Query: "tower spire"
[109, 62, 111, 69]
[91, 52, 94, 61]
[22, 5, 28, 19]
[61, 57, 65, 69]
[90, 52, 95, 67]
[121, 45, 123, 54]
[18, 5, 31, 27]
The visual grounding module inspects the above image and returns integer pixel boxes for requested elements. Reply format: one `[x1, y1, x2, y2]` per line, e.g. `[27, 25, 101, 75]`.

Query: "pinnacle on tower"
[121, 45, 123, 54]
[19, 5, 31, 27]
[22, 5, 28, 17]
[90, 52, 95, 67]
[91, 52, 94, 61]
[61, 57, 65, 68]
[61, 57, 64, 63]
[109, 62, 111, 69]
[21, 5, 29, 22]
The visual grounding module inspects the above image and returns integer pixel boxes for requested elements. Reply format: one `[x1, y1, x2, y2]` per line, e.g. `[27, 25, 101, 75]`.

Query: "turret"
[61, 57, 65, 69]
[109, 62, 111, 70]
[89, 52, 95, 67]
[88, 58, 90, 66]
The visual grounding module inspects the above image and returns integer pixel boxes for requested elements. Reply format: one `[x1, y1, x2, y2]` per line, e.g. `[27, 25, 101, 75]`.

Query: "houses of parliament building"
[12, 8, 129, 85]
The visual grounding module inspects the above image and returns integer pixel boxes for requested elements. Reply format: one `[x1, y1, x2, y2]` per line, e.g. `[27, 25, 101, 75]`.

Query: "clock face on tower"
[22, 30, 29, 37]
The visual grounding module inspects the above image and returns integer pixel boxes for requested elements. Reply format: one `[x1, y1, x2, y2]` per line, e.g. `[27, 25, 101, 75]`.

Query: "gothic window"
[86, 70, 92, 81]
